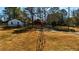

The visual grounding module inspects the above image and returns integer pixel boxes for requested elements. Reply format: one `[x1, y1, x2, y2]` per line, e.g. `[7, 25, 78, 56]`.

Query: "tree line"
[1, 7, 79, 28]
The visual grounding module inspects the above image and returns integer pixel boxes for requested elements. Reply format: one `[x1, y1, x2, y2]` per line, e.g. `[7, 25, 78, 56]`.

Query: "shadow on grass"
[53, 26, 76, 32]
[12, 28, 30, 34]
[2, 26, 20, 30]
[1, 25, 77, 34]
[12, 25, 34, 34]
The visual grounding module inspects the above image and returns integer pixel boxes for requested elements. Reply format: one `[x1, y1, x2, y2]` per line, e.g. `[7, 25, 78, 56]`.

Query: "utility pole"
[68, 7, 70, 31]
[68, 7, 70, 18]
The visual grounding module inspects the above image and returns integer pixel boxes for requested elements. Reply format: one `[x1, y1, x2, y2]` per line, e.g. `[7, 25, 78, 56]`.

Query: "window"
[11, 22, 13, 25]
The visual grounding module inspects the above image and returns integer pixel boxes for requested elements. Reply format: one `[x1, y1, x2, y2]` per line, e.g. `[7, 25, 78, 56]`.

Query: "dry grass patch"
[0, 27, 79, 51]
[44, 31, 79, 51]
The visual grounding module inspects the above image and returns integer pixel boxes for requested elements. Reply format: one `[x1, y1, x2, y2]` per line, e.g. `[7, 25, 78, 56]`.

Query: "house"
[8, 19, 25, 27]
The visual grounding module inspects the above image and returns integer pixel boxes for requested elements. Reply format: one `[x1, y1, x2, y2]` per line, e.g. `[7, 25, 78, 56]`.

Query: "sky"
[0, 7, 4, 15]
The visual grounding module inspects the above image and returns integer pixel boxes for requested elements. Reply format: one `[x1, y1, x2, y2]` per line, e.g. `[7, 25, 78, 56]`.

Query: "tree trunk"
[31, 15, 34, 28]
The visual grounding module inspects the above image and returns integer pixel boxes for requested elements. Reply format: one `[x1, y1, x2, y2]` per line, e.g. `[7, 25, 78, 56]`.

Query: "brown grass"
[0, 27, 79, 51]
[44, 31, 79, 51]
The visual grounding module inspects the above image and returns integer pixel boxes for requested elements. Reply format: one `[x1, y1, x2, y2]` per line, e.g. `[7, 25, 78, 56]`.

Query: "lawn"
[0, 27, 79, 51]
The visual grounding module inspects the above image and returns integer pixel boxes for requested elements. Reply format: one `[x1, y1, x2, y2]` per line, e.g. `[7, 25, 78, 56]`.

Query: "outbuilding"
[8, 19, 24, 27]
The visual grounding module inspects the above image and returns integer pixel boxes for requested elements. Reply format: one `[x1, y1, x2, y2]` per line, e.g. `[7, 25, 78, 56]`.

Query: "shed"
[8, 19, 24, 27]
